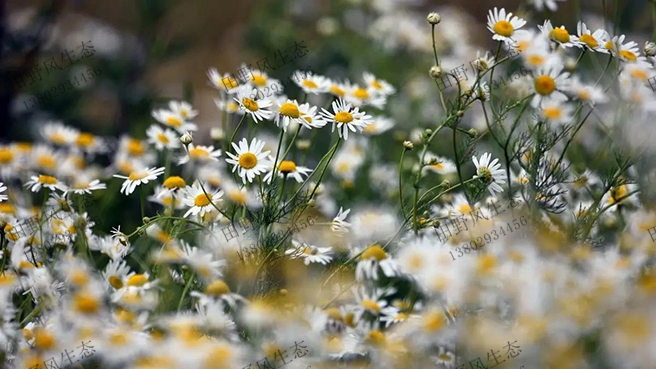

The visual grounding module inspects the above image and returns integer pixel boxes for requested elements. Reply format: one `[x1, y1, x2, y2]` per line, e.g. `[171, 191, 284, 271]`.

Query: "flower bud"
[440, 179, 450, 189]
[403, 140, 414, 150]
[296, 139, 311, 150]
[432, 220, 441, 228]
[468, 128, 478, 138]
[429, 65, 443, 79]
[143, 217, 150, 224]
[180, 132, 193, 145]
[645, 41, 656, 57]
[427, 12, 441, 25]
[426, 157, 438, 165]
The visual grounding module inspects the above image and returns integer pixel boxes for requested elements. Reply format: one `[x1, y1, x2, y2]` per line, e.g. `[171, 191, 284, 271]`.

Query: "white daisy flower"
[362, 116, 395, 135]
[178, 144, 222, 165]
[207, 68, 241, 94]
[168, 101, 198, 120]
[576, 22, 609, 53]
[234, 85, 274, 123]
[225, 138, 272, 184]
[622, 60, 654, 84]
[471, 50, 497, 73]
[24, 174, 65, 193]
[264, 159, 313, 184]
[146, 124, 180, 151]
[472, 152, 506, 196]
[539, 20, 581, 48]
[0, 182, 7, 202]
[363, 72, 396, 95]
[286, 240, 333, 265]
[321, 98, 373, 140]
[355, 245, 400, 281]
[292, 70, 330, 94]
[531, 63, 571, 108]
[113, 167, 165, 195]
[540, 101, 575, 126]
[241, 66, 281, 90]
[521, 36, 559, 70]
[331, 207, 351, 236]
[612, 35, 644, 63]
[345, 84, 387, 109]
[274, 99, 305, 132]
[568, 76, 608, 106]
[181, 182, 224, 219]
[214, 97, 244, 116]
[486, 7, 529, 44]
[64, 177, 106, 195]
[297, 103, 328, 130]
[41, 121, 79, 146]
[326, 79, 349, 99]
[423, 152, 457, 175]
[221, 179, 260, 208]
[151, 108, 198, 133]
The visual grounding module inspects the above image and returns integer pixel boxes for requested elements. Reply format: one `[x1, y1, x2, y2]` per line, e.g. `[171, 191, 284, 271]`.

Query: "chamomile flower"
[151, 108, 198, 133]
[292, 70, 330, 94]
[486, 7, 529, 44]
[540, 101, 575, 126]
[576, 22, 609, 53]
[539, 20, 581, 48]
[613, 35, 644, 63]
[146, 124, 180, 151]
[24, 175, 65, 193]
[472, 152, 506, 196]
[331, 207, 352, 236]
[225, 138, 271, 184]
[181, 182, 224, 219]
[221, 179, 260, 208]
[297, 103, 328, 129]
[242, 67, 280, 90]
[327, 79, 349, 99]
[234, 85, 274, 123]
[423, 153, 457, 175]
[103, 260, 132, 290]
[363, 72, 396, 96]
[264, 159, 313, 183]
[622, 61, 654, 84]
[362, 116, 395, 135]
[64, 177, 106, 195]
[0, 183, 6, 202]
[531, 63, 571, 108]
[355, 244, 400, 281]
[274, 99, 304, 132]
[214, 97, 244, 115]
[471, 51, 497, 73]
[207, 68, 240, 94]
[521, 36, 558, 70]
[286, 240, 333, 265]
[168, 101, 198, 120]
[345, 84, 387, 109]
[321, 98, 373, 140]
[41, 121, 79, 147]
[569, 76, 608, 105]
[178, 144, 222, 165]
[113, 167, 165, 195]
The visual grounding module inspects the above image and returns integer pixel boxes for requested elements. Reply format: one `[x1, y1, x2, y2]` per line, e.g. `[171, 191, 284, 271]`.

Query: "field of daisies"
[3, 0, 656, 368]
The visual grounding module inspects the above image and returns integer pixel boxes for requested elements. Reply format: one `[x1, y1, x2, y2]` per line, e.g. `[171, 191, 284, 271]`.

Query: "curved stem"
[227, 114, 247, 152]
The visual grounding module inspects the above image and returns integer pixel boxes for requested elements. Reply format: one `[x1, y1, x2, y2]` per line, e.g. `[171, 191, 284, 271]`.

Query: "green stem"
[140, 186, 146, 220]
[177, 272, 195, 312]
[227, 114, 247, 153]
[398, 149, 408, 218]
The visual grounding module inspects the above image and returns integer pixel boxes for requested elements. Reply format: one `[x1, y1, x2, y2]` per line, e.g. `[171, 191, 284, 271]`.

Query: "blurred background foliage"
[2, 0, 656, 232]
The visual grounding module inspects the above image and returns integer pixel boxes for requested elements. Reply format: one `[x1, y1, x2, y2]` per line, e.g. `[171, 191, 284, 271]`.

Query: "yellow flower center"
[517, 40, 530, 52]
[194, 193, 212, 207]
[353, 88, 370, 100]
[528, 55, 545, 66]
[0, 149, 13, 163]
[163, 176, 186, 189]
[242, 98, 259, 112]
[37, 155, 56, 169]
[365, 330, 386, 346]
[604, 41, 614, 51]
[70, 270, 88, 286]
[334, 111, 354, 124]
[127, 274, 149, 287]
[252, 75, 267, 87]
[578, 90, 591, 100]
[535, 75, 556, 95]
[619, 50, 637, 62]
[330, 85, 345, 96]
[109, 331, 129, 346]
[189, 148, 210, 159]
[579, 34, 598, 48]
[127, 140, 145, 156]
[325, 307, 343, 322]
[477, 254, 497, 274]
[223, 77, 238, 89]
[362, 299, 381, 312]
[228, 191, 247, 205]
[206, 280, 230, 296]
[493, 20, 514, 37]
[204, 344, 232, 369]
[279, 161, 297, 173]
[128, 171, 147, 181]
[371, 80, 383, 90]
[550, 28, 570, 43]
[165, 116, 183, 127]
[610, 185, 628, 204]
[458, 204, 472, 214]
[50, 133, 67, 145]
[34, 329, 56, 350]
[157, 133, 170, 144]
[360, 245, 388, 261]
[423, 311, 445, 332]
[76, 133, 95, 147]
[108, 275, 124, 289]
[544, 107, 563, 119]
[302, 80, 318, 89]
[630, 68, 649, 81]
[38, 175, 57, 184]
[238, 152, 257, 169]
[279, 102, 300, 118]
[74, 293, 100, 314]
